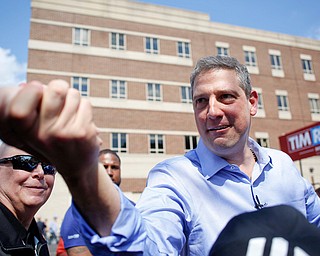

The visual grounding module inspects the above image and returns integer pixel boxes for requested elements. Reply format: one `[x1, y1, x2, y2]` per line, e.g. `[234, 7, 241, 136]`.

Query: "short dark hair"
[99, 149, 121, 164]
[190, 55, 252, 99]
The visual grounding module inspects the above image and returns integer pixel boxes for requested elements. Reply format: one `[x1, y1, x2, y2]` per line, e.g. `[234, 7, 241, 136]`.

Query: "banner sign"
[279, 122, 320, 161]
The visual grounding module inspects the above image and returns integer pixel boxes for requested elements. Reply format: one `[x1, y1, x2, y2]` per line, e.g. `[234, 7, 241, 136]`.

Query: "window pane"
[120, 134, 126, 148]
[112, 134, 118, 148]
[153, 38, 158, 51]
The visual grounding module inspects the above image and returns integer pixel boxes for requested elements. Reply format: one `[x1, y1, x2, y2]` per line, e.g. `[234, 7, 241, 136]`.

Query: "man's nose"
[106, 167, 113, 175]
[31, 164, 45, 178]
[207, 97, 223, 118]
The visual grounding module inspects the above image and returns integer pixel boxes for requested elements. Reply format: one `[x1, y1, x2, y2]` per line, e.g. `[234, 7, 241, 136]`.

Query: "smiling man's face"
[192, 68, 258, 158]
[0, 145, 55, 214]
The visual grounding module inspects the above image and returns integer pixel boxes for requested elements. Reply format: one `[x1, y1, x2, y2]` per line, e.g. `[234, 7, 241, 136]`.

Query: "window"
[73, 28, 89, 46]
[257, 91, 264, 110]
[257, 138, 270, 148]
[308, 93, 320, 121]
[217, 46, 229, 57]
[185, 135, 198, 152]
[145, 37, 159, 54]
[300, 54, 315, 81]
[177, 41, 190, 58]
[111, 80, 126, 99]
[111, 133, 127, 153]
[149, 134, 164, 154]
[277, 94, 289, 111]
[253, 87, 265, 118]
[276, 90, 291, 119]
[181, 86, 192, 103]
[244, 50, 257, 67]
[270, 54, 282, 70]
[147, 83, 162, 101]
[243, 46, 259, 74]
[269, 50, 284, 77]
[216, 42, 230, 57]
[111, 32, 125, 50]
[72, 77, 89, 96]
[302, 59, 313, 74]
[255, 132, 270, 148]
[309, 97, 320, 114]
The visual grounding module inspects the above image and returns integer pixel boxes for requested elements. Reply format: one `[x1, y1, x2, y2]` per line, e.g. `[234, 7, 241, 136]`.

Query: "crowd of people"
[0, 55, 320, 255]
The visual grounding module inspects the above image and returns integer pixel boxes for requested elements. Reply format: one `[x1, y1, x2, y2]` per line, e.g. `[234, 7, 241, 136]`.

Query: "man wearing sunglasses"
[0, 142, 56, 256]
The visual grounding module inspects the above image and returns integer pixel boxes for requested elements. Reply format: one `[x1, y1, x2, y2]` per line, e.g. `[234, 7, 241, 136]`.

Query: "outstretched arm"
[0, 80, 120, 236]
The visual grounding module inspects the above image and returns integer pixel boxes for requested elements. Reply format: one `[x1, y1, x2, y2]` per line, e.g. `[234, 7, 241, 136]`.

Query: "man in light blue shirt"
[73, 55, 320, 255]
[0, 56, 319, 255]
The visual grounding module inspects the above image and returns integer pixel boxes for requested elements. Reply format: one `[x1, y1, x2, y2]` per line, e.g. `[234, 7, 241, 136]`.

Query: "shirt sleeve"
[60, 207, 87, 249]
[71, 164, 190, 255]
[71, 185, 146, 255]
[304, 178, 320, 227]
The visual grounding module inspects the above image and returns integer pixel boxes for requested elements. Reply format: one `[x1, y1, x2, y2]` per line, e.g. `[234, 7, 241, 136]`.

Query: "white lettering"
[269, 237, 288, 255]
[67, 233, 80, 239]
[288, 132, 312, 151]
[246, 237, 309, 256]
[246, 237, 266, 256]
[288, 136, 298, 151]
[311, 127, 320, 145]
[298, 132, 312, 149]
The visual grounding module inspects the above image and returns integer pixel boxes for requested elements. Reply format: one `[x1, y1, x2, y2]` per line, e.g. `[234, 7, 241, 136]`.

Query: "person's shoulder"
[262, 147, 293, 162]
[153, 154, 198, 172]
[61, 207, 78, 236]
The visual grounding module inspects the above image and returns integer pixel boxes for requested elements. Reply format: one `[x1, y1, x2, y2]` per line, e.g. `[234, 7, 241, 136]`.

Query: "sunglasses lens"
[12, 156, 36, 172]
[42, 164, 57, 175]
[10, 156, 56, 175]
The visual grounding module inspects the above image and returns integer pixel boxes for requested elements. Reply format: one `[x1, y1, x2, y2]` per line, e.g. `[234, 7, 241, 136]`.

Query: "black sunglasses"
[0, 155, 57, 175]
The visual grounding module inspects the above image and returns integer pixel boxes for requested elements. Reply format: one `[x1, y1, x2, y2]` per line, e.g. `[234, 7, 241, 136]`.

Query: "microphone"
[254, 195, 267, 210]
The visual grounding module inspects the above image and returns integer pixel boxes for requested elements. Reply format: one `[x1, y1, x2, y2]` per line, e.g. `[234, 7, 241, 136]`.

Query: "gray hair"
[190, 55, 252, 98]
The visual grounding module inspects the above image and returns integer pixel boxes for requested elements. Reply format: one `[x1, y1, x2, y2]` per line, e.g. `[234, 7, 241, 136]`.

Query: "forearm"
[64, 163, 120, 236]
[67, 246, 92, 256]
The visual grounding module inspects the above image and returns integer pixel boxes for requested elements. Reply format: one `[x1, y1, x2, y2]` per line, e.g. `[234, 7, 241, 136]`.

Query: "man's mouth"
[208, 125, 229, 131]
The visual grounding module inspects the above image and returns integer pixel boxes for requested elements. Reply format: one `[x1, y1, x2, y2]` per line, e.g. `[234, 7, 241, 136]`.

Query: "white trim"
[268, 49, 281, 55]
[31, 18, 192, 42]
[275, 89, 288, 96]
[243, 45, 256, 52]
[271, 69, 285, 78]
[304, 73, 316, 81]
[27, 68, 188, 86]
[308, 93, 319, 99]
[246, 66, 259, 74]
[30, 0, 320, 51]
[98, 127, 198, 136]
[28, 40, 193, 66]
[215, 41, 230, 48]
[278, 110, 292, 120]
[254, 132, 269, 138]
[300, 54, 312, 60]
[90, 97, 194, 113]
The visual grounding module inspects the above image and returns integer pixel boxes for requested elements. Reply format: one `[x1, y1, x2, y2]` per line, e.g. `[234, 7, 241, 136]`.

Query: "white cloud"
[0, 48, 27, 87]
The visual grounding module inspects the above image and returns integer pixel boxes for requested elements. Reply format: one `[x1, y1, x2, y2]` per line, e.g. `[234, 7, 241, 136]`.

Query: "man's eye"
[220, 94, 235, 101]
[194, 98, 208, 108]
[196, 98, 207, 103]
[221, 94, 233, 99]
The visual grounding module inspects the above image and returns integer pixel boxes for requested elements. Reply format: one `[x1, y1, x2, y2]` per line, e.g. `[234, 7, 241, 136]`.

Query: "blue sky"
[0, 0, 319, 86]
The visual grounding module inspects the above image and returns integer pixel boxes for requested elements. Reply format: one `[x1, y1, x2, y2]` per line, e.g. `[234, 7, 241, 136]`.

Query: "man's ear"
[249, 90, 259, 116]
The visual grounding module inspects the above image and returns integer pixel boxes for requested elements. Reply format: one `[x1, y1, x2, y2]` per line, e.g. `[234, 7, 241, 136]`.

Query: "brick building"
[29, 0, 320, 222]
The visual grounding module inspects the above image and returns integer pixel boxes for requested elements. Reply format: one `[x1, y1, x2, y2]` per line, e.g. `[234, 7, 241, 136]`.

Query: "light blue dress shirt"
[73, 138, 320, 255]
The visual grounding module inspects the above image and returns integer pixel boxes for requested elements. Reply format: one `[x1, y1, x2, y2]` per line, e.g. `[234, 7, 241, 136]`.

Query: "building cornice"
[31, 0, 320, 51]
